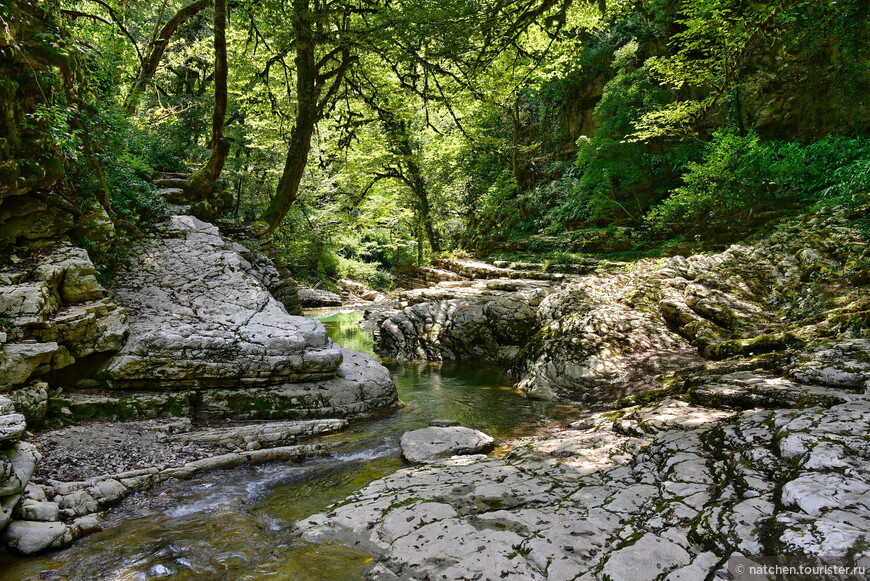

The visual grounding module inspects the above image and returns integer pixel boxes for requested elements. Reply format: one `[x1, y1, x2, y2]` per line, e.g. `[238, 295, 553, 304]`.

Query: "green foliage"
[26, 101, 83, 161]
[646, 131, 870, 235]
[337, 256, 394, 290]
[21, 0, 865, 286]
[81, 107, 171, 223]
[522, 32, 697, 232]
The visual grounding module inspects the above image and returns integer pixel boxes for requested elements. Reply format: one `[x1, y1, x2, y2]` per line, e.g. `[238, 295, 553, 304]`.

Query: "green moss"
[707, 333, 804, 361]
[611, 378, 689, 409]
[26, 44, 75, 74]
[0, 159, 20, 188]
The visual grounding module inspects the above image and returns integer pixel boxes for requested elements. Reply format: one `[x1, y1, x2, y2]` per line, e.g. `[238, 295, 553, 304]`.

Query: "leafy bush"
[337, 256, 393, 290]
[103, 157, 166, 222]
[546, 39, 695, 228]
[645, 132, 870, 235]
[89, 115, 167, 222]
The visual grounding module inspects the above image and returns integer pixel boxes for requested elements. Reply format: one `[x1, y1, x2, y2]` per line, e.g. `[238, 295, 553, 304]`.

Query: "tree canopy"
[3, 0, 867, 286]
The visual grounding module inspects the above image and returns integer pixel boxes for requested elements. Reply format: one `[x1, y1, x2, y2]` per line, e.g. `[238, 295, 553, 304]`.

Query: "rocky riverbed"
[0, 213, 399, 555]
[370, 202, 869, 405]
[295, 201, 870, 579]
[1, 199, 868, 571]
[298, 343, 870, 580]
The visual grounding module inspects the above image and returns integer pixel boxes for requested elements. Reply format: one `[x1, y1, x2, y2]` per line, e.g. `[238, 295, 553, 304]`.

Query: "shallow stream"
[1, 311, 580, 580]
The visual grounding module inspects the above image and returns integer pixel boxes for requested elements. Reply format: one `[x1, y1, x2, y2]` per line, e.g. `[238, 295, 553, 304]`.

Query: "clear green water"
[0, 310, 580, 580]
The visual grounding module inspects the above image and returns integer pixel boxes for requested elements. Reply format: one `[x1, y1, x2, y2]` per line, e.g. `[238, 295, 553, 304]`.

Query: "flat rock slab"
[400, 426, 495, 463]
[297, 394, 870, 580]
[298, 288, 343, 307]
[0, 413, 26, 442]
[172, 418, 348, 448]
[689, 371, 859, 409]
[105, 215, 344, 388]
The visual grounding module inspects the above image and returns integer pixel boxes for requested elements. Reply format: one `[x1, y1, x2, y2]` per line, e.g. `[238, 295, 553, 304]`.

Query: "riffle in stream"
[0, 310, 580, 580]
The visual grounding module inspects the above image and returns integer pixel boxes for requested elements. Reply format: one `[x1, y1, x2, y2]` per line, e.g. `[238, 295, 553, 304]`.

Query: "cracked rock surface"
[373, 279, 556, 364]
[307, 202, 870, 579]
[298, 372, 870, 580]
[370, 203, 869, 406]
[105, 215, 343, 388]
[103, 215, 398, 419]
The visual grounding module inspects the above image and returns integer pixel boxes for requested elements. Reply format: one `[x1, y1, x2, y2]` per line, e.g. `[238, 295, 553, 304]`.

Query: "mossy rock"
[25, 44, 76, 74]
[47, 390, 195, 423]
[707, 333, 804, 361]
[0, 159, 20, 190]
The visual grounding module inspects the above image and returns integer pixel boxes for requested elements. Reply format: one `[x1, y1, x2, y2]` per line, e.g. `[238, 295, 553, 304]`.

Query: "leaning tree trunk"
[184, 0, 229, 200]
[259, 0, 355, 235]
[125, 0, 211, 116]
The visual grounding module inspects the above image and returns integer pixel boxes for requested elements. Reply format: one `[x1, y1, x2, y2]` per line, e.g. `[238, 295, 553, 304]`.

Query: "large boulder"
[298, 287, 343, 308]
[1, 520, 73, 555]
[104, 216, 345, 389]
[400, 426, 495, 464]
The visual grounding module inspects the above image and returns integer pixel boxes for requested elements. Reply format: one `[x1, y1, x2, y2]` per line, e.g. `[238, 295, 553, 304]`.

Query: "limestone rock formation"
[0, 239, 130, 544]
[512, 271, 702, 402]
[0, 244, 128, 392]
[400, 426, 495, 464]
[298, 357, 870, 580]
[298, 287, 344, 308]
[102, 215, 397, 419]
[375, 279, 555, 364]
[105, 216, 340, 387]
[370, 203, 869, 406]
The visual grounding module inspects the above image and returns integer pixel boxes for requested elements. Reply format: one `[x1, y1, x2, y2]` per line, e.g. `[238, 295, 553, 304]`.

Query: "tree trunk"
[184, 0, 229, 200]
[125, 0, 211, 116]
[407, 163, 441, 253]
[259, 0, 355, 235]
[357, 89, 443, 254]
[261, 0, 318, 234]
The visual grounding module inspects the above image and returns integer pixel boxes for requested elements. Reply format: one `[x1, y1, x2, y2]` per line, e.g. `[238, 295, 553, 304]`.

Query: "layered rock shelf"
[0, 213, 399, 554]
[370, 204, 870, 406]
[102, 215, 397, 419]
[309, 202, 870, 577]
[106, 215, 343, 388]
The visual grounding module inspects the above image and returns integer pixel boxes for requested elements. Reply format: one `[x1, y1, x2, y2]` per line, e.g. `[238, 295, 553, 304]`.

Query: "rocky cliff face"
[0, 242, 127, 550]
[374, 279, 555, 364]
[0, 244, 128, 410]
